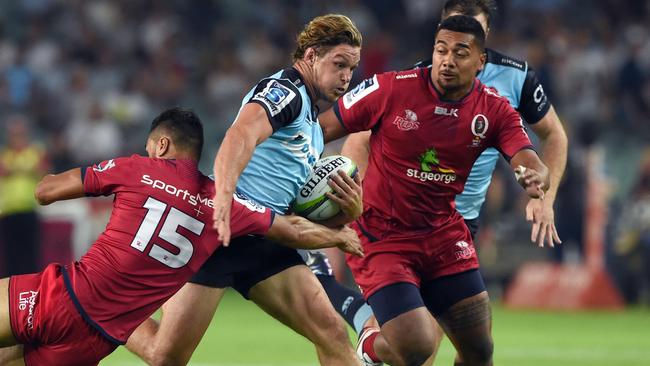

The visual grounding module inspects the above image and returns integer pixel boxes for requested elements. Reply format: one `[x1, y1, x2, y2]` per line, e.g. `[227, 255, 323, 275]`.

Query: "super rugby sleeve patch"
[343, 75, 379, 109]
[249, 78, 301, 131]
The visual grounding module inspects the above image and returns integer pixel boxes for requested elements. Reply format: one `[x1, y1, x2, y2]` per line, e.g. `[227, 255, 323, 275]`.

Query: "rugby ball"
[292, 155, 358, 221]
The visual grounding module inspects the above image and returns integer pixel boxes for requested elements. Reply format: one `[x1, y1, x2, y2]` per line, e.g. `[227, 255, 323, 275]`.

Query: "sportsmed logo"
[393, 109, 419, 131]
[406, 148, 456, 183]
[18, 290, 38, 330]
[141, 175, 214, 208]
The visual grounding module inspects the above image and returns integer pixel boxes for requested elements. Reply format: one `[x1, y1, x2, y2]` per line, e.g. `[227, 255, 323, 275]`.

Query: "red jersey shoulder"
[478, 82, 510, 104]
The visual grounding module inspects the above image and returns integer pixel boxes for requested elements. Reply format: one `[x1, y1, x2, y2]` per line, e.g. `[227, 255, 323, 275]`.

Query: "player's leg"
[126, 283, 226, 366]
[246, 264, 359, 365]
[0, 346, 25, 366]
[0, 278, 18, 347]
[304, 251, 375, 333]
[422, 269, 492, 366]
[359, 283, 439, 366]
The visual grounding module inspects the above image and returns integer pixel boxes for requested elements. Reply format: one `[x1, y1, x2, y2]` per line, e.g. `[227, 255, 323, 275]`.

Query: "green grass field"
[101, 290, 650, 366]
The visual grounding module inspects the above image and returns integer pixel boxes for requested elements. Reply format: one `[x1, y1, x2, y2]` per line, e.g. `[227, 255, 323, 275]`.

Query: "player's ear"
[304, 47, 316, 66]
[477, 51, 486, 72]
[156, 136, 171, 158]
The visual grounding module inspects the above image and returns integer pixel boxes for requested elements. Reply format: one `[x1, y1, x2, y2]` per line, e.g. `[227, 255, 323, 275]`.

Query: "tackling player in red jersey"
[318, 16, 549, 366]
[0, 108, 362, 366]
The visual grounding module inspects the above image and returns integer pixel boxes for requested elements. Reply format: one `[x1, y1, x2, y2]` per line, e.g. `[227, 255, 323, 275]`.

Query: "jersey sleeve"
[333, 74, 388, 133]
[517, 65, 551, 124]
[82, 155, 138, 196]
[229, 193, 274, 237]
[246, 78, 302, 132]
[494, 102, 535, 160]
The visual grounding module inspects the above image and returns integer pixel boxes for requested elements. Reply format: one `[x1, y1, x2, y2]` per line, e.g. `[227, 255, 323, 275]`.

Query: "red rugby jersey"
[334, 68, 533, 230]
[64, 155, 272, 343]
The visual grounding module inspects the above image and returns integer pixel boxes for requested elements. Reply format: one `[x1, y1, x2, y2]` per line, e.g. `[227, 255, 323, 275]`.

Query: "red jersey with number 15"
[66, 155, 272, 344]
[334, 68, 533, 230]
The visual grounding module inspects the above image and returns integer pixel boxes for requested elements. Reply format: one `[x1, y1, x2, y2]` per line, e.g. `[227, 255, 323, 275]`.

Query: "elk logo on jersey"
[393, 109, 420, 131]
[406, 147, 456, 184]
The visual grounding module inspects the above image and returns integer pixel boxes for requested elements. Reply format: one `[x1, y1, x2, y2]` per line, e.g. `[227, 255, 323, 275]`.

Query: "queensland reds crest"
[393, 109, 420, 131]
[469, 114, 489, 148]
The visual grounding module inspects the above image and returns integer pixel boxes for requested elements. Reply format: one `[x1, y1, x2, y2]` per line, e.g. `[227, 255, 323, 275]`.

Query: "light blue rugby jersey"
[417, 48, 551, 220]
[456, 49, 550, 219]
[235, 67, 324, 214]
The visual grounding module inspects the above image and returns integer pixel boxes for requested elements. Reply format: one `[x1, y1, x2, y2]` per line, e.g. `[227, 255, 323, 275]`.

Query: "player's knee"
[315, 308, 349, 345]
[393, 335, 434, 366]
[147, 344, 193, 366]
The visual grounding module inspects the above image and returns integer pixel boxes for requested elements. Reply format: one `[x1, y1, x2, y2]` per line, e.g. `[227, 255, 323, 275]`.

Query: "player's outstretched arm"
[510, 149, 549, 200]
[319, 108, 350, 143]
[34, 168, 84, 205]
[213, 103, 273, 246]
[267, 215, 363, 257]
[526, 106, 567, 247]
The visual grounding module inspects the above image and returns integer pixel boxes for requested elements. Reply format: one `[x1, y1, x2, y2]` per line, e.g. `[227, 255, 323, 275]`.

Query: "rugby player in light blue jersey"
[126, 14, 364, 365]
[308, 1, 568, 365]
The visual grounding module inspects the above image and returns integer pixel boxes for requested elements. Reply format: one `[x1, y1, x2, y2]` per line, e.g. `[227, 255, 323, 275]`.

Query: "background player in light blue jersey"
[308, 1, 568, 365]
[126, 14, 365, 365]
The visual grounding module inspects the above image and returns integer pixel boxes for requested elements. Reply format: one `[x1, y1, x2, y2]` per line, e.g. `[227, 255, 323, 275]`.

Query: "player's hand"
[515, 166, 547, 199]
[213, 191, 233, 246]
[336, 226, 364, 257]
[526, 198, 562, 248]
[325, 170, 363, 223]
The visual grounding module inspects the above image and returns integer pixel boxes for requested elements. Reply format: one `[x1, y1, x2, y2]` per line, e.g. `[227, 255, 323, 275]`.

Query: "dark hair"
[436, 15, 486, 51]
[293, 14, 362, 61]
[441, 0, 497, 27]
[149, 107, 204, 160]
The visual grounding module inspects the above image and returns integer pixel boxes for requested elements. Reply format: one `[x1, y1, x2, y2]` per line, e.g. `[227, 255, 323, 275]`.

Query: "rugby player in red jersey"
[318, 15, 549, 366]
[0, 107, 362, 366]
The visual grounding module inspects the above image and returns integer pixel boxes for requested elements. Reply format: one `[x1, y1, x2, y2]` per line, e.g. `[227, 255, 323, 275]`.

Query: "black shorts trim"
[420, 269, 486, 316]
[190, 235, 305, 299]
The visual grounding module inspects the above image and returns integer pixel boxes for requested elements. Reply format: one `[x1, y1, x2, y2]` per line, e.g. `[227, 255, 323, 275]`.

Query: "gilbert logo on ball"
[292, 155, 357, 221]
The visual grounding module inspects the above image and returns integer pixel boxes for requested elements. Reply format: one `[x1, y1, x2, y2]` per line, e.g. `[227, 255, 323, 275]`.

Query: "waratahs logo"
[406, 148, 457, 183]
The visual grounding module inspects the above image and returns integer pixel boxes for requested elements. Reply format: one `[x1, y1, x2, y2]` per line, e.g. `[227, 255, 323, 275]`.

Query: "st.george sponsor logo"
[18, 290, 38, 330]
[141, 175, 214, 208]
[407, 148, 456, 183]
[407, 169, 456, 183]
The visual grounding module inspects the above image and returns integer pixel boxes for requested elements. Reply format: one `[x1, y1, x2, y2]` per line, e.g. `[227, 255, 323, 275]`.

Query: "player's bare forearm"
[341, 131, 371, 179]
[318, 210, 353, 228]
[510, 149, 549, 198]
[34, 168, 84, 205]
[268, 215, 363, 256]
[530, 106, 568, 203]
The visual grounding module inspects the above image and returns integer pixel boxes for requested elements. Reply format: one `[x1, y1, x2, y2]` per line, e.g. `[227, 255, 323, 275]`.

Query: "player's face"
[312, 44, 360, 103]
[431, 29, 485, 99]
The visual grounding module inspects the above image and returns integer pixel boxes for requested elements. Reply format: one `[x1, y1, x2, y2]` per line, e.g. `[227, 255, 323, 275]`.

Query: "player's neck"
[293, 61, 320, 105]
[431, 78, 474, 102]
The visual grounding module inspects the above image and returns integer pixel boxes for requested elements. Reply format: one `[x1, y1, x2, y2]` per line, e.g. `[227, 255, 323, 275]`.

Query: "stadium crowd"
[0, 0, 649, 303]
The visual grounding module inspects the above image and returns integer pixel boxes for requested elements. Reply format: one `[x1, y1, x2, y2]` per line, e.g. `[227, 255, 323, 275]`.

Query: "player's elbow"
[34, 177, 55, 205]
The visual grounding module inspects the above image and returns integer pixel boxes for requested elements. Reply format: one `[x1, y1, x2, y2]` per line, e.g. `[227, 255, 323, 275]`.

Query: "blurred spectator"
[612, 149, 650, 304]
[0, 114, 48, 276]
[65, 99, 122, 166]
